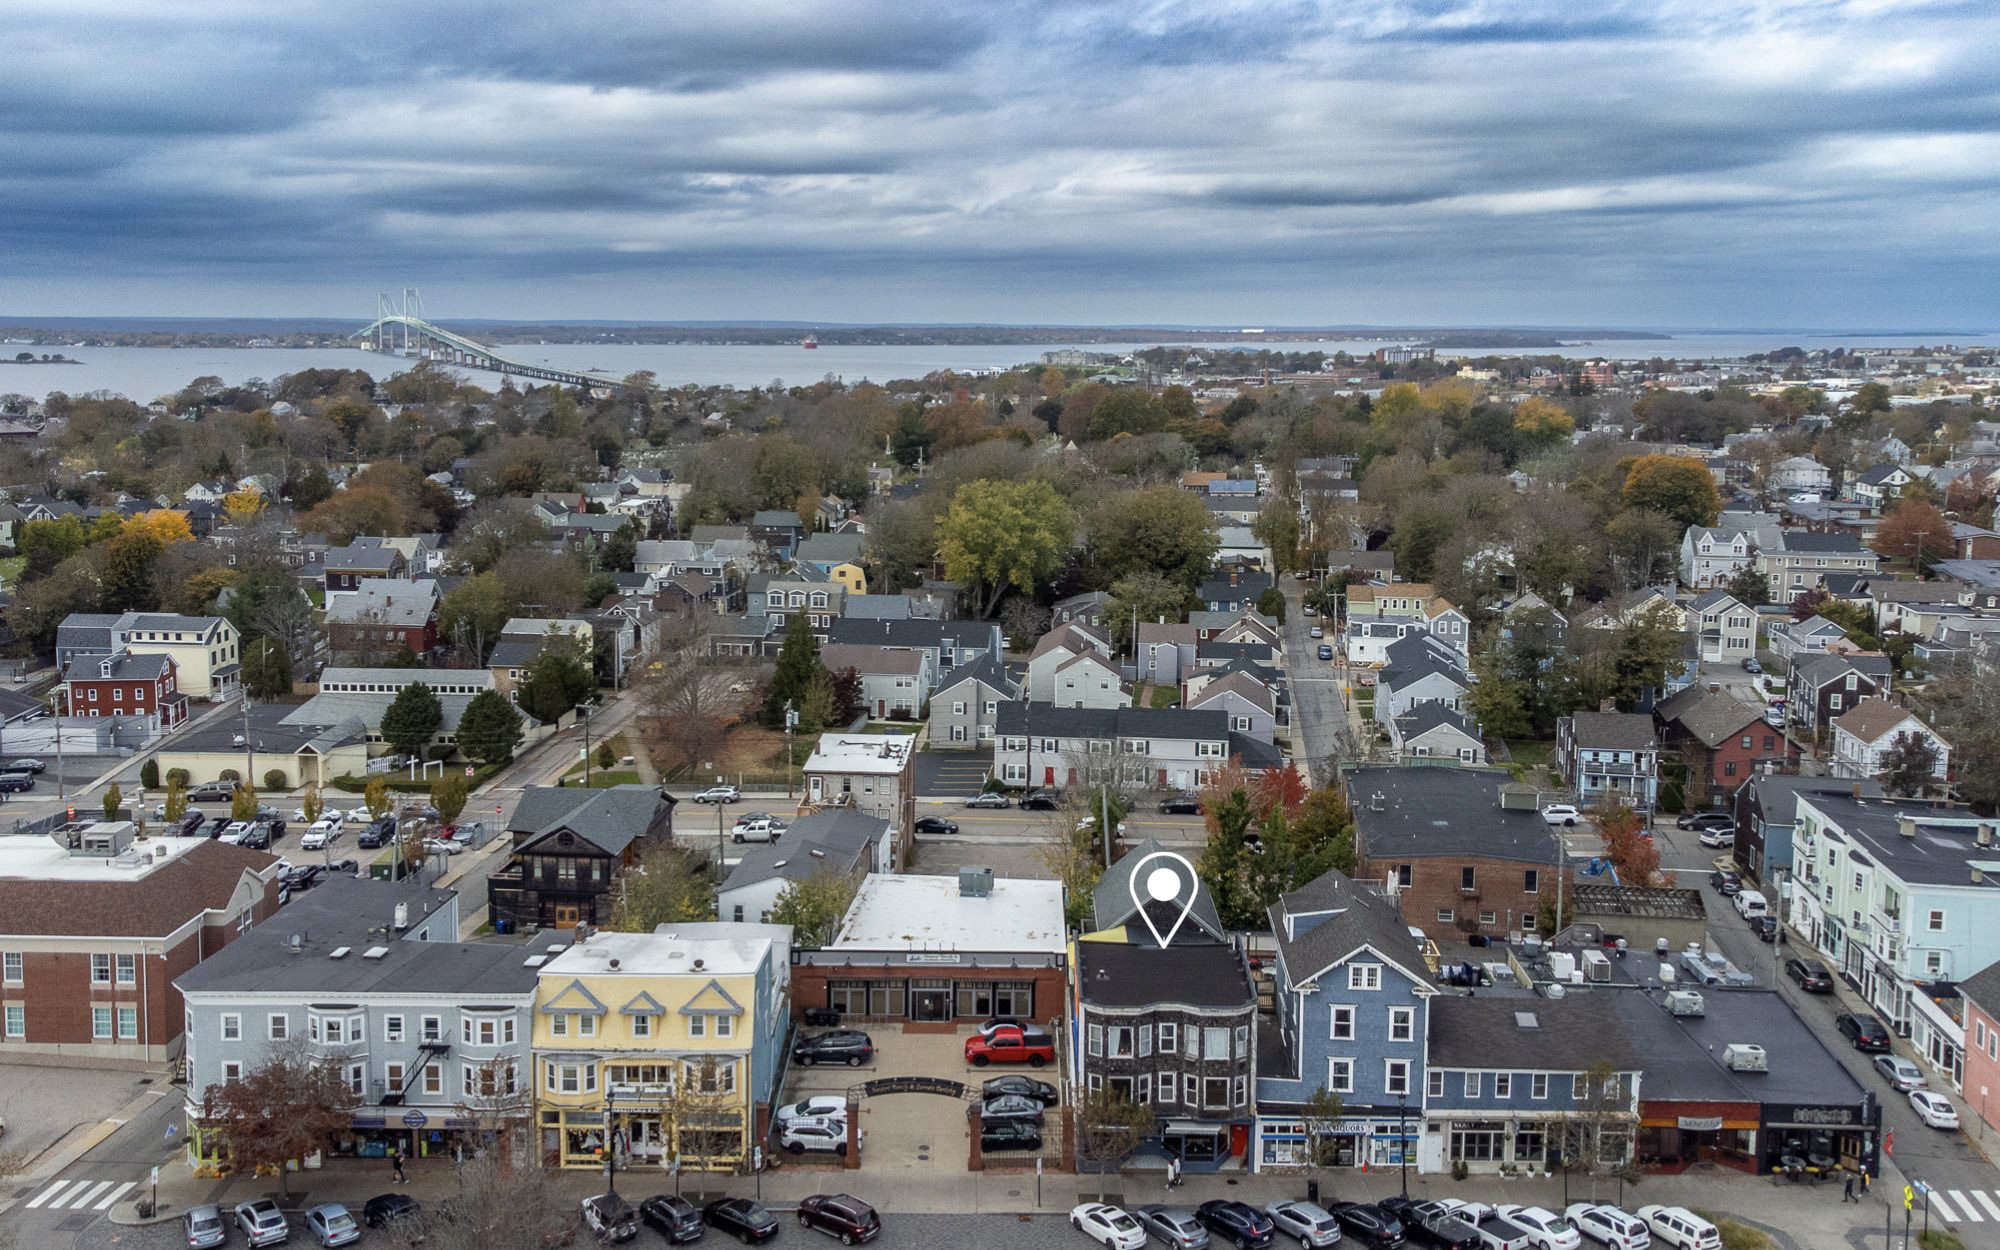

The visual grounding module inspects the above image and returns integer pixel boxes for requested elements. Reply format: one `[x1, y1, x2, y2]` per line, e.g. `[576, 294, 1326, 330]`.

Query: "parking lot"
[779, 1025, 1065, 1175]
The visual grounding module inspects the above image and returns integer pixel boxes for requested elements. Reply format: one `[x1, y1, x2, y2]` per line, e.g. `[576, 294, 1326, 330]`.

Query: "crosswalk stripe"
[1927, 1191, 1961, 1221]
[24, 1180, 77, 1209]
[39, 1179, 97, 1209]
[1973, 1192, 2000, 1221]
[66, 1181, 114, 1210]
[91, 1181, 135, 1210]
[1948, 1191, 1982, 1222]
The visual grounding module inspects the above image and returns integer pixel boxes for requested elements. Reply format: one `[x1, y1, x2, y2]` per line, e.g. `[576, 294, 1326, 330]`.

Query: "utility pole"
[784, 701, 797, 799]
[582, 704, 593, 787]
[241, 691, 254, 786]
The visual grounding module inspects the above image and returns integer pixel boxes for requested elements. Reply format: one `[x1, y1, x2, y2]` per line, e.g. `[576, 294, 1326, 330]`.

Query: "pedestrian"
[1861, 1168, 1872, 1195]
[1843, 1171, 1856, 1202]
[391, 1149, 407, 1185]
[1166, 1157, 1181, 1189]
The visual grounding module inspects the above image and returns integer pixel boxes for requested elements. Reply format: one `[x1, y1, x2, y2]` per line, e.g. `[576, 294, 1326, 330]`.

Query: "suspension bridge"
[352, 289, 627, 392]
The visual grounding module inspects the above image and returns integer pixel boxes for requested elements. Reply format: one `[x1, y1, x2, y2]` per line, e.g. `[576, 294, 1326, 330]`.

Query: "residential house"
[1051, 591, 1112, 631]
[1789, 652, 1892, 738]
[824, 617, 1005, 690]
[1253, 869, 1434, 1173]
[1371, 633, 1470, 728]
[1865, 580, 1968, 637]
[176, 877, 529, 1165]
[54, 651, 188, 728]
[1556, 711, 1660, 813]
[1689, 590, 1758, 663]
[928, 656, 1018, 750]
[55, 611, 241, 700]
[1731, 774, 1883, 883]
[322, 541, 407, 593]
[1025, 622, 1116, 703]
[1791, 795, 2000, 1085]
[1188, 609, 1281, 645]
[800, 733, 917, 865]
[715, 809, 889, 928]
[349, 534, 445, 577]
[1343, 594, 1470, 664]
[0, 826, 279, 1068]
[1184, 671, 1277, 744]
[1757, 530, 1881, 600]
[1388, 705, 1486, 767]
[1770, 614, 1851, 662]
[1349, 767, 1564, 942]
[1076, 841, 1257, 1171]
[486, 619, 594, 698]
[993, 703, 1277, 793]
[1954, 963, 2000, 1136]
[752, 568, 844, 641]
[749, 509, 805, 561]
[1197, 569, 1273, 614]
[533, 924, 793, 1171]
[1136, 622, 1199, 686]
[325, 578, 440, 663]
[1853, 464, 1916, 510]
[1771, 456, 1833, 494]
[1679, 512, 1781, 589]
[818, 642, 930, 721]
[1054, 652, 1130, 710]
[485, 786, 676, 931]
[1830, 698, 1952, 786]
[1652, 685, 1797, 808]
[795, 533, 868, 595]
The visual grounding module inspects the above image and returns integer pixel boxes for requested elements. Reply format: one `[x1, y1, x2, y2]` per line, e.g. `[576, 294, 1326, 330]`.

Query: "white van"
[1635, 1206, 1719, 1250]
[1734, 889, 1769, 920]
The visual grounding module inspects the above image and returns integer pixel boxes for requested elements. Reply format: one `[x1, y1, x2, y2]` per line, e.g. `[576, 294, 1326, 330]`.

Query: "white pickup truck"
[1436, 1201, 1533, 1250]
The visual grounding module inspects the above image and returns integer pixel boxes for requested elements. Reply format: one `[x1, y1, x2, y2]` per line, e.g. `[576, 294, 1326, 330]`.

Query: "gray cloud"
[0, 0, 1997, 326]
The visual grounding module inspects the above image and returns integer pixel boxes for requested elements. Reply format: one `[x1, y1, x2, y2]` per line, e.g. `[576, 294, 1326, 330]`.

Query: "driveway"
[915, 751, 992, 798]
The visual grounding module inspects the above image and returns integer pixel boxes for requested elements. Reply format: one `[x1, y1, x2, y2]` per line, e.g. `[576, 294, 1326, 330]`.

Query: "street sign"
[465, 766, 474, 777]
[1914, 1180, 1932, 1196]
[1904, 1184, 1915, 1210]
[150, 1166, 159, 1187]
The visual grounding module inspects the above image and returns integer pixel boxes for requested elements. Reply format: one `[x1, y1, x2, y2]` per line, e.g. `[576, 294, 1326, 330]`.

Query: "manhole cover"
[1008, 1189, 1021, 1197]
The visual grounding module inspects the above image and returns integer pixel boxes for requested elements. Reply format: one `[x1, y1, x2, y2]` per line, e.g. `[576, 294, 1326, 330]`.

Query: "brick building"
[54, 651, 189, 727]
[0, 825, 280, 1068]
[1347, 766, 1566, 943]
[1957, 963, 2000, 1138]
[1653, 686, 1801, 808]
[324, 578, 439, 662]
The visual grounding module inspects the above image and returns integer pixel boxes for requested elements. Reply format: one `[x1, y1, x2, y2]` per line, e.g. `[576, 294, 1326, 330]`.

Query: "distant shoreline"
[0, 358, 83, 365]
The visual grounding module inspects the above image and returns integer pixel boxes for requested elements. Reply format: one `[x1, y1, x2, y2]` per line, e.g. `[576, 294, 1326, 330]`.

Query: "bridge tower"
[400, 288, 425, 356]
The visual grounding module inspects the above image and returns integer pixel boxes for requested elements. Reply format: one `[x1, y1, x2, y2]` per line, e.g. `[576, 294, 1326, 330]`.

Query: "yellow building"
[533, 924, 791, 1172]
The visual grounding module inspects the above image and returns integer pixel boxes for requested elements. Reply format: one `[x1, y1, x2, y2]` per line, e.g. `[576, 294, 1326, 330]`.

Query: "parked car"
[1697, 827, 1734, 849]
[235, 1198, 291, 1247]
[301, 819, 341, 850]
[1317, 644, 1334, 661]
[1378, 1199, 1475, 1250]
[184, 1204, 229, 1249]
[1327, 1203, 1407, 1250]
[1874, 1054, 1927, 1091]
[189, 782, 235, 803]
[342, 806, 376, 824]
[218, 821, 254, 844]
[794, 1030, 874, 1067]
[799, 1193, 881, 1244]
[1494, 1207, 1580, 1250]
[964, 792, 1010, 809]
[693, 785, 741, 804]
[776, 1095, 850, 1125]
[1836, 1012, 1893, 1052]
[1018, 789, 1063, 810]
[361, 1192, 422, 1230]
[1632, 1207, 1718, 1250]
[356, 819, 393, 849]
[1732, 889, 1768, 920]
[1786, 957, 1835, 993]
[1158, 793, 1202, 815]
[0, 774, 35, 794]
[304, 1202, 363, 1247]
[1561, 1204, 1650, 1250]
[982, 1074, 1059, 1105]
[1266, 1199, 1344, 1248]
[975, 1017, 1052, 1042]
[966, 1024, 1054, 1067]
[1910, 1089, 1960, 1129]
[1763, 705, 1785, 728]
[1540, 804, 1581, 827]
[1136, 1205, 1212, 1250]
[5, 758, 44, 774]
[1075, 1203, 1151, 1250]
[704, 1198, 780, 1244]
[1309, 625, 1324, 638]
[1707, 870, 1740, 896]
[237, 824, 274, 851]
[914, 816, 960, 835]
[1748, 915, 1779, 942]
[780, 1119, 858, 1156]
[979, 1119, 1043, 1151]
[642, 1193, 706, 1242]
[731, 816, 785, 843]
[1676, 811, 1732, 831]
[1195, 1201, 1276, 1250]
[979, 1093, 1046, 1125]
[1432, 1203, 1525, 1250]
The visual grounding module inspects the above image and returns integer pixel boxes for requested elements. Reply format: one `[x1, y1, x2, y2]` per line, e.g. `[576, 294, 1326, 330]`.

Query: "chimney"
[1599, 699, 1617, 713]
[1898, 815, 1917, 839]
[1370, 791, 1386, 812]
[1850, 783, 1863, 799]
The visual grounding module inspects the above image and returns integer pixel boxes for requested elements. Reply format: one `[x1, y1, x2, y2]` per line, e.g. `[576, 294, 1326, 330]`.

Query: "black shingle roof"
[1348, 766, 1559, 865]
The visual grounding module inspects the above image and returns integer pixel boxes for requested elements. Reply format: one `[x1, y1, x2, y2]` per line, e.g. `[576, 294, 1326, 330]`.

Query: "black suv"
[1708, 869, 1741, 895]
[1380, 1198, 1477, 1250]
[0, 773, 33, 794]
[979, 1120, 1042, 1152]
[1195, 1201, 1275, 1250]
[640, 1194, 704, 1243]
[793, 1030, 873, 1067]
[1017, 789, 1062, 811]
[1158, 793, 1202, 815]
[1837, 1011, 1893, 1052]
[1787, 957, 1835, 993]
[798, 1194, 881, 1244]
[356, 817, 395, 849]
[1329, 1203, 1407, 1250]
[1677, 811, 1736, 831]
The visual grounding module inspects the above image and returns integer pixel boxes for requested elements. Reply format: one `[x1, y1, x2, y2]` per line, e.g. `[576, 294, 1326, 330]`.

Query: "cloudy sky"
[3, 0, 1997, 327]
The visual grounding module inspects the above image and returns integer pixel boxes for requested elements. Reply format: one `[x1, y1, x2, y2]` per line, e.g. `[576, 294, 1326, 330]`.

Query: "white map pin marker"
[1127, 850, 1199, 948]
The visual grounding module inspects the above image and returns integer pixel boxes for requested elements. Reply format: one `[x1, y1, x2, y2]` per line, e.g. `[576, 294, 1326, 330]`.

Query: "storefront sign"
[351, 1115, 386, 1128]
[905, 953, 963, 964]
[402, 1110, 429, 1129]
[1677, 1116, 1724, 1132]
[1768, 1105, 1858, 1127]
[863, 1077, 963, 1098]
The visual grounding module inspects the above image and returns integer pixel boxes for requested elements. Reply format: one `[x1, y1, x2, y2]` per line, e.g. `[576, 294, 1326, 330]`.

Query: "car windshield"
[746, 1206, 776, 1227]
[191, 1214, 222, 1230]
[324, 1211, 357, 1231]
[1110, 1215, 1140, 1231]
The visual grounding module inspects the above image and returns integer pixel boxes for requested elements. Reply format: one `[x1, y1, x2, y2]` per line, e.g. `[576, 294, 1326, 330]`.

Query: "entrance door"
[553, 904, 582, 929]
[912, 989, 951, 1021]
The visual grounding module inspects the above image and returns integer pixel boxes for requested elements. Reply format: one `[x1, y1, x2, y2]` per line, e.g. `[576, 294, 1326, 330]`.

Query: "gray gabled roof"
[1396, 703, 1480, 742]
[506, 784, 671, 857]
[1566, 711, 1657, 750]
[1093, 838, 1224, 941]
[826, 617, 998, 650]
[935, 654, 1018, 700]
[719, 808, 886, 894]
[1429, 994, 1638, 1070]
[1269, 868, 1431, 992]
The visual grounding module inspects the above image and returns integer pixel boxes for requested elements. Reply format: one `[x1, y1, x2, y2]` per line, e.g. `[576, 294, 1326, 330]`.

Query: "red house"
[1653, 685, 1798, 808]
[1959, 963, 2000, 1135]
[56, 651, 189, 727]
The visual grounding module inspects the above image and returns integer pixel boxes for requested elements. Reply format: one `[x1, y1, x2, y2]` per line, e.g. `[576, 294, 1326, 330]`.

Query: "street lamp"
[602, 1088, 619, 1199]
[1397, 1091, 1409, 1197]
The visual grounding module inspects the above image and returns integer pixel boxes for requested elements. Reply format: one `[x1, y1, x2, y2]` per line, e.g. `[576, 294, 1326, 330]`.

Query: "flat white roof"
[537, 924, 787, 978]
[831, 874, 1068, 955]
[805, 733, 917, 776]
[0, 830, 215, 882]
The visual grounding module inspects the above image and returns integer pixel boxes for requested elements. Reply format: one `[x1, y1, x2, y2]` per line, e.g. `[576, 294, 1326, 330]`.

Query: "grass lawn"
[0, 556, 23, 587]
[1149, 685, 1181, 708]
[564, 731, 632, 780]
[1504, 739, 1555, 766]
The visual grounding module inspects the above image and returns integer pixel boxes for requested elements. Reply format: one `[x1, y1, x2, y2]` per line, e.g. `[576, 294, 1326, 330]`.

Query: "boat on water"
[802, 335, 819, 349]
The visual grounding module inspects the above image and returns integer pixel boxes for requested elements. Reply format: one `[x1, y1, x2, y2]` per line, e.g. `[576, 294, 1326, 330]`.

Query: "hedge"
[331, 759, 509, 794]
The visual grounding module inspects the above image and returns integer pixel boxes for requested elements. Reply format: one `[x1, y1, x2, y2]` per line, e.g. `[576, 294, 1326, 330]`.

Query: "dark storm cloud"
[1, 0, 1998, 325]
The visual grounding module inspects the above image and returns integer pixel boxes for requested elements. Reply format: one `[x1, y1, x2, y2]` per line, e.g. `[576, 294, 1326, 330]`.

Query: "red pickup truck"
[965, 1025, 1054, 1068]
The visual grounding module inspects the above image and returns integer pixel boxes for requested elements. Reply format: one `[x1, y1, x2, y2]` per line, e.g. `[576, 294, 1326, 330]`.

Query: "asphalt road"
[1278, 584, 1357, 786]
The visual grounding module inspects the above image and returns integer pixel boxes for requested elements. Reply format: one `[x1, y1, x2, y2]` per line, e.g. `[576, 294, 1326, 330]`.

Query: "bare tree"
[453, 1054, 534, 1165]
[640, 616, 745, 772]
[1072, 1087, 1155, 1200]
[1560, 1059, 1638, 1200]
[382, 1152, 575, 1250]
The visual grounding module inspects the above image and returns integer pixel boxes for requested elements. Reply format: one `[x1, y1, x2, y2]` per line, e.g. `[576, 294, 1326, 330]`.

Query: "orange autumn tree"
[122, 509, 195, 545]
[1593, 801, 1660, 886]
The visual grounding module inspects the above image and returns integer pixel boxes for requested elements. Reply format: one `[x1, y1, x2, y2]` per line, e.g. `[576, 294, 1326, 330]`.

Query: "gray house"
[1371, 633, 1470, 727]
[716, 809, 889, 928]
[928, 655, 1019, 749]
[175, 876, 536, 1166]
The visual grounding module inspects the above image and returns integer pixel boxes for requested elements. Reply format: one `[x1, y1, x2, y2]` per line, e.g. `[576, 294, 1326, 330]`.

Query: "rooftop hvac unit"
[959, 866, 994, 898]
[1545, 982, 1567, 999]
[1723, 1043, 1768, 1072]
[1548, 952, 1577, 982]
[1665, 990, 1705, 1017]
[1581, 949, 1613, 983]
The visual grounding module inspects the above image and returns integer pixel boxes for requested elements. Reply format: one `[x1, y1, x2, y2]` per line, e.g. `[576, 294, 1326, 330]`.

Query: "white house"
[1052, 651, 1130, 709]
[1830, 698, 1952, 784]
[1025, 622, 1114, 702]
[1679, 512, 1780, 589]
[1689, 589, 1757, 664]
[1771, 456, 1833, 494]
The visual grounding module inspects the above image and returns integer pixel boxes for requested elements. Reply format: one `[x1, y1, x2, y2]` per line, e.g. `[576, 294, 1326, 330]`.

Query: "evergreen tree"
[764, 611, 822, 728]
[1196, 787, 1257, 929]
[379, 681, 443, 759]
[457, 689, 524, 765]
[241, 637, 292, 700]
[516, 645, 595, 723]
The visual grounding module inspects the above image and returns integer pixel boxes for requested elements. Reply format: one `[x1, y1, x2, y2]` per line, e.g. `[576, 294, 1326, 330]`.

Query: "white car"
[774, 1095, 848, 1126]
[1265, 1199, 1343, 1248]
[778, 1119, 860, 1156]
[731, 817, 785, 844]
[421, 837, 459, 856]
[1309, 625, 1324, 638]
[1497, 1205, 1582, 1250]
[1071, 1203, 1148, 1250]
[290, 807, 314, 824]
[1910, 1089, 1960, 1129]
[218, 821, 253, 844]
[300, 820, 340, 850]
[1633, 1207, 1719, 1250]
[342, 807, 375, 824]
[1697, 828, 1734, 848]
[1563, 1204, 1650, 1250]
[1541, 804, 1581, 827]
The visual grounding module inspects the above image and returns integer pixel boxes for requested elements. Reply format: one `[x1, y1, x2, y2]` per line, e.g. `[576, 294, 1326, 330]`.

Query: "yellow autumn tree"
[222, 488, 266, 525]
[122, 509, 195, 545]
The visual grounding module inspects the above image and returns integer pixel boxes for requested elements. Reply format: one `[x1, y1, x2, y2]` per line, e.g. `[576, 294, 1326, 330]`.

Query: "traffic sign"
[1904, 1184, 1915, 1210]
[1914, 1180, 1932, 1195]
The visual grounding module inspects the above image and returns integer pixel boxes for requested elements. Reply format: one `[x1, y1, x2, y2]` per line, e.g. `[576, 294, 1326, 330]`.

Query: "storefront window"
[993, 981, 1033, 1017]
[828, 980, 867, 1016]
[1513, 1124, 1545, 1163]
[867, 981, 906, 1018]
[910, 978, 952, 1021]
[955, 982, 993, 1018]
[1450, 1120, 1506, 1162]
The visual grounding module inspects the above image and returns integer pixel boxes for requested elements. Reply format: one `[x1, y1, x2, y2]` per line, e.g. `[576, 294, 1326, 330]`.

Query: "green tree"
[1620, 454, 1721, 529]
[100, 530, 164, 612]
[439, 572, 512, 663]
[600, 521, 638, 572]
[302, 783, 323, 825]
[140, 758, 159, 790]
[1255, 586, 1287, 623]
[1105, 572, 1192, 652]
[1723, 559, 1769, 608]
[1071, 1087, 1155, 1200]
[610, 843, 715, 931]
[1300, 1086, 1348, 1183]
[103, 783, 122, 822]
[764, 610, 824, 728]
[1196, 786, 1258, 929]
[935, 479, 1076, 618]
[1091, 487, 1219, 590]
[363, 775, 391, 819]
[768, 868, 860, 947]
[1877, 731, 1941, 797]
[242, 637, 292, 700]
[515, 645, 595, 723]
[379, 681, 443, 760]
[1252, 501, 1303, 572]
[164, 775, 188, 823]
[595, 741, 616, 771]
[17, 515, 87, 580]
[231, 781, 258, 823]
[457, 689, 525, 765]
[1085, 389, 1165, 441]
[431, 770, 469, 824]
[1606, 603, 1690, 709]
